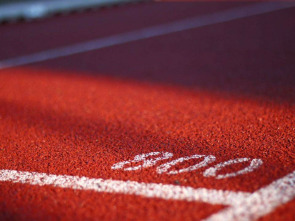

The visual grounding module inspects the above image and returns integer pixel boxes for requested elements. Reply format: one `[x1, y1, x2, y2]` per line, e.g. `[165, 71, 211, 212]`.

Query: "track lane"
[18, 5, 295, 103]
[0, 2, 295, 221]
[0, 2, 251, 60]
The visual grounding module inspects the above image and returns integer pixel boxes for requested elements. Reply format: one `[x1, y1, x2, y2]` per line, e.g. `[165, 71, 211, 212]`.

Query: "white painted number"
[157, 154, 216, 174]
[112, 151, 263, 179]
[203, 158, 263, 179]
[111, 152, 173, 171]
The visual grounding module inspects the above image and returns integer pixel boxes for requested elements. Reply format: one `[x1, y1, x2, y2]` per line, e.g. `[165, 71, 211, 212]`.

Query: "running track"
[0, 2, 295, 221]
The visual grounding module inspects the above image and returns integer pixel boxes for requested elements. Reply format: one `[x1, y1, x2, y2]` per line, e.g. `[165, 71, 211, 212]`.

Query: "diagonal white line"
[0, 169, 249, 206]
[0, 2, 294, 69]
[204, 171, 295, 221]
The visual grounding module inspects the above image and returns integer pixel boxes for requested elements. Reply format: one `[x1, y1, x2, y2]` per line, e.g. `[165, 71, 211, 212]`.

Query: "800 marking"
[112, 151, 263, 179]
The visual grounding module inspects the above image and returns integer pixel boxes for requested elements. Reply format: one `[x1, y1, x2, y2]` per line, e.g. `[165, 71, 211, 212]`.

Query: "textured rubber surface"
[0, 2, 295, 221]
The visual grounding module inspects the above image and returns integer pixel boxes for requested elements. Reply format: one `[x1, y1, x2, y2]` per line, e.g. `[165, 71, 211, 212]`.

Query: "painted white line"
[204, 170, 295, 221]
[1, 169, 295, 220]
[0, 2, 294, 69]
[0, 169, 248, 206]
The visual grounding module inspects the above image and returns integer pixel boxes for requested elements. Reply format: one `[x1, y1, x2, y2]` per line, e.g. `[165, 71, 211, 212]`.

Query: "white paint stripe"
[1, 169, 295, 220]
[204, 170, 295, 221]
[0, 169, 249, 206]
[0, 2, 294, 69]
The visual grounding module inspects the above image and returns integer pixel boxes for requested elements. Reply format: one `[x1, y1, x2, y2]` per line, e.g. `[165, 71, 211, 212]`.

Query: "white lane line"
[0, 2, 294, 69]
[1, 169, 295, 221]
[204, 170, 295, 221]
[0, 169, 249, 206]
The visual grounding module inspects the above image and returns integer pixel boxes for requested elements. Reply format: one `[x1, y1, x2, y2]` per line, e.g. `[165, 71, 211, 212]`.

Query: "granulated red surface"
[0, 2, 294, 221]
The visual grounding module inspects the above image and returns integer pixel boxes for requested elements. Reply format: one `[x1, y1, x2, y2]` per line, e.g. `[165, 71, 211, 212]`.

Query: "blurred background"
[0, 0, 138, 22]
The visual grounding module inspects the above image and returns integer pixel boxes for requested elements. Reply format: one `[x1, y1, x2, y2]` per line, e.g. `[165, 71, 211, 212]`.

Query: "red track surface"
[0, 2, 295, 221]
